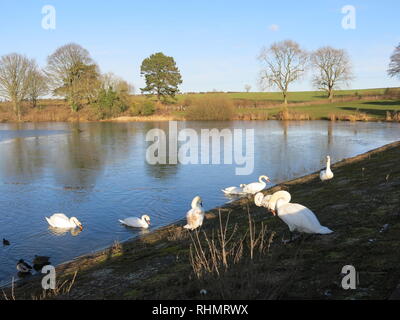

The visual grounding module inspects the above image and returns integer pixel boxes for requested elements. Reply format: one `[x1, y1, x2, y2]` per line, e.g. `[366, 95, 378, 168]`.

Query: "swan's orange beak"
[79, 225, 83, 230]
[271, 210, 276, 216]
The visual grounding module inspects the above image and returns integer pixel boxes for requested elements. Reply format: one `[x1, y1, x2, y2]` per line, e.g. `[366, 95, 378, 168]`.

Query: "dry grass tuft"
[386, 111, 400, 122]
[277, 108, 311, 120]
[167, 227, 189, 241]
[188, 208, 275, 279]
[32, 271, 78, 300]
[185, 95, 235, 120]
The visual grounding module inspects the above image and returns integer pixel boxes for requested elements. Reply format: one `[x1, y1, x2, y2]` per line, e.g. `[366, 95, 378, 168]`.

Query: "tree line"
[0, 43, 182, 120]
[258, 40, 400, 104]
[1, 40, 399, 120]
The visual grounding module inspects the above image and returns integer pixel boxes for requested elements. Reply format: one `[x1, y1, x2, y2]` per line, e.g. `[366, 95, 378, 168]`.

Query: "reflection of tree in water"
[0, 123, 139, 192]
[0, 136, 46, 181]
[143, 121, 180, 179]
[53, 122, 138, 189]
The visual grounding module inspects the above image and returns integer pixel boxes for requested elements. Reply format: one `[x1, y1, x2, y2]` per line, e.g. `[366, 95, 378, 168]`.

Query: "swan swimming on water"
[184, 196, 205, 230]
[266, 191, 333, 241]
[222, 184, 247, 195]
[243, 175, 271, 194]
[45, 213, 83, 230]
[320, 155, 334, 181]
[119, 215, 151, 229]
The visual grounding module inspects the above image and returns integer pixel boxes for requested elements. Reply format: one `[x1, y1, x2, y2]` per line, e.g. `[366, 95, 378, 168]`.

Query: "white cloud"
[268, 24, 279, 32]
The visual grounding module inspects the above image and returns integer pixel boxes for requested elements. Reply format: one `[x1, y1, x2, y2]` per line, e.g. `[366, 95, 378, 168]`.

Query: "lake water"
[0, 120, 399, 285]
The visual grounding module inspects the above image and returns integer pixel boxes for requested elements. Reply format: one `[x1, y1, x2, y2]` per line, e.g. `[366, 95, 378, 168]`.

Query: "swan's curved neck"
[192, 199, 200, 208]
[259, 176, 267, 183]
[326, 157, 332, 172]
[275, 198, 288, 211]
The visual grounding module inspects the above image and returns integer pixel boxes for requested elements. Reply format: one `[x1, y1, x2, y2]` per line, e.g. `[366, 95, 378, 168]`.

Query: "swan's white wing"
[119, 217, 147, 228]
[184, 207, 204, 230]
[254, 192, 264, 207]
[46, 213, 72, 229]
[278, 203, 332, 234]
[320, 170, 333, 181]
[243, 182, 265, 194]
[49, 213, 69, 221]
[222, 186, 244, 195]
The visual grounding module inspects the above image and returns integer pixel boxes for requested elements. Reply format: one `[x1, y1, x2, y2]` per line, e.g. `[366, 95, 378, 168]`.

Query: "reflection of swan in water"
[48, 226, 83, 236]
[139, 229, 150, 236]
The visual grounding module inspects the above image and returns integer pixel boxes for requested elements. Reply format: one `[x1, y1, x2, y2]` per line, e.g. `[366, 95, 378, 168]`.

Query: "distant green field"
[236, 99, 400, 120]
[177, 88, 390, 103]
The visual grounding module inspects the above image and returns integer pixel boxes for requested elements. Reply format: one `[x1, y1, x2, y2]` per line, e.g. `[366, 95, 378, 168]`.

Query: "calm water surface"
[0, 120, 399, 285]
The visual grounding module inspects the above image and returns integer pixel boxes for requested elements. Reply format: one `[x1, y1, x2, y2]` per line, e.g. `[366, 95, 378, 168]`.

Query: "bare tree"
[101, 72, 134, 94]
[388, 43, 400, 79]
[45, 43, 99, 111]
[27, 63, 48, 108]
[311, 46, 353, 100]
[258, 40, 308, 104]
[244, 84, 251, 93]
[0, 53, 33, 120]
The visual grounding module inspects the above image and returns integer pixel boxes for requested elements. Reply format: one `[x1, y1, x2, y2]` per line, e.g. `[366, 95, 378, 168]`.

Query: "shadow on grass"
[338, 106, 397, 118]
[361, 100, 400, 107]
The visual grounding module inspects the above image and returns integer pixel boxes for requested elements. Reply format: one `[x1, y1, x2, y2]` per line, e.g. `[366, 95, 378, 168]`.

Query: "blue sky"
[0, 0, 399, 92]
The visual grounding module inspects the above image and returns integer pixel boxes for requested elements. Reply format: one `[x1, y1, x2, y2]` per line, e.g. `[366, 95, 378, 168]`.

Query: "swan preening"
[265, 191, 333, 238]
[184, 196, 205, 230]
[119, 215, 151, 229]
[254, 193, 272, 208]
[243, 175, 270, 194]
[221, 184, 247, 195]
[320, 156, 334, 181]
[45, 214, 83, 230]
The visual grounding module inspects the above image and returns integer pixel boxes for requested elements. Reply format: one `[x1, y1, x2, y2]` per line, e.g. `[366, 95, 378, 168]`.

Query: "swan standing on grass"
[243, 175, 271, 194]
[266, 191, 333, 242]
[184, 196, 205, 230]
[45, 213, 83, 230]
[119, 215, 151, 229]
[222, 184, 247, 195]
[320, 155, 334, 181]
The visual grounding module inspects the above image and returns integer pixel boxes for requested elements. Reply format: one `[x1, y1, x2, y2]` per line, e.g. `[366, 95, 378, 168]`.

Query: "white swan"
[254, 193, 272, 208]
[119, 215, 151, 229]
[267, 191, 333, 237]
[222, 184, 247, 195]
[45, 213, 83, 230]
[320, 155, 334, 181]
[243, 175, 270, 194]
[184, 196, 205, 230]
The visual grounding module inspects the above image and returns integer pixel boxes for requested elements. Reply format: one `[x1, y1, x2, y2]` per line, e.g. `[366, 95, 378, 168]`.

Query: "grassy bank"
[2, 140, 400, 300]
[1, 88, 400, 123]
